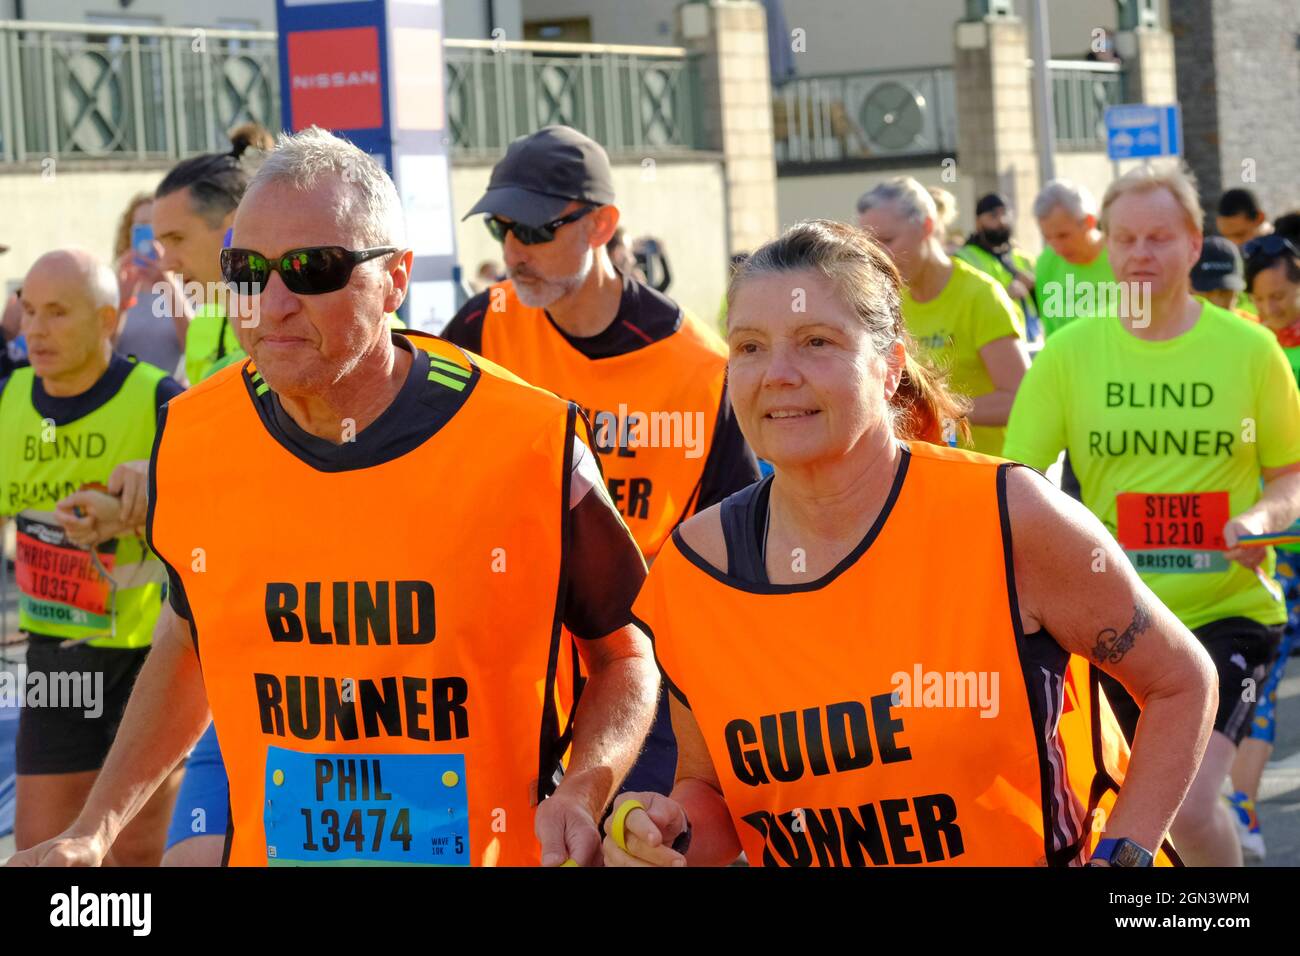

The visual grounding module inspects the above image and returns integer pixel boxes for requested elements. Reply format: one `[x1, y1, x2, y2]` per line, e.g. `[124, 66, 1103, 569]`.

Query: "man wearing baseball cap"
[1191, 236, 1256, 321]
[443, 125, 760, 797]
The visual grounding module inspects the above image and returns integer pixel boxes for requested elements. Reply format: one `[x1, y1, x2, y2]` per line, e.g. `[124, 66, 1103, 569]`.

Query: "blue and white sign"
[1105, 104, 1182, 161]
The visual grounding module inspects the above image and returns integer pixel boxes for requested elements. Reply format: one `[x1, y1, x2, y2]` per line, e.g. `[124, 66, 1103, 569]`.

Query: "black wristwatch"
[1090, 837, 1154, 867]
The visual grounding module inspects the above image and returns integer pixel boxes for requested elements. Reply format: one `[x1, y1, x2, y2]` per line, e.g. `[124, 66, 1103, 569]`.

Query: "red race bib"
[1115, 491, 1230, 551]
[13, 517, 116, 616]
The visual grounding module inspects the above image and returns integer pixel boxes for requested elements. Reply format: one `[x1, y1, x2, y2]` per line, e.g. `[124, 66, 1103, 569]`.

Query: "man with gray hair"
[0, 248, 184, 865]
[10, 127, 661, 868]
[1033, 179, 1116, 338]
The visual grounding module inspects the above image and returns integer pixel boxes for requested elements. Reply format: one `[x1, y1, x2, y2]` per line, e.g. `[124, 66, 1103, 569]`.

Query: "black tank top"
[719, 474, 774, 585]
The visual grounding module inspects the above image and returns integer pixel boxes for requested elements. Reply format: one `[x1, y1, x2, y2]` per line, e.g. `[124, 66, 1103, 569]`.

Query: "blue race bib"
[264, 748, 469, 866]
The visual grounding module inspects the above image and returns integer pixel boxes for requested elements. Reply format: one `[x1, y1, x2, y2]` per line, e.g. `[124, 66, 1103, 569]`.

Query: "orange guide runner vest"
[149, 334, 583, 866]
[478, 281, 727, 560]
[634, 441, 1178, 866]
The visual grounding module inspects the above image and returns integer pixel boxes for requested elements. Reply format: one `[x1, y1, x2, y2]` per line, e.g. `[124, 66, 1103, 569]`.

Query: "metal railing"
[0, 20, 279, 163]
[442, 39, 702, 158]
[772, 66, 957, 166]
[0, 25, 704, 163]
[1045, 58, 1127, 150]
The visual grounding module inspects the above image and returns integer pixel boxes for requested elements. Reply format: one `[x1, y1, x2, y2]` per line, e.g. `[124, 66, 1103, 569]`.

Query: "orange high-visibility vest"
[634, 440, 1178, 866]
[149, 334, 583, 866]
[477, 281, 727, 560]
[1056, 655, 1180, 865]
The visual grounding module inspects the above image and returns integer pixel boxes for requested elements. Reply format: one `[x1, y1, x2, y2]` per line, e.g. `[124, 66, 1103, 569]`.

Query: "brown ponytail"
[891, 341, 971, 445]
[228, 121, 276, 156]
[727, 219, 970, 445]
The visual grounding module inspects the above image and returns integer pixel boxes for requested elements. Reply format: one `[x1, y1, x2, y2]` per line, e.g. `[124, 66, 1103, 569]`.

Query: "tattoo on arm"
[1091, 602, 1152, 665]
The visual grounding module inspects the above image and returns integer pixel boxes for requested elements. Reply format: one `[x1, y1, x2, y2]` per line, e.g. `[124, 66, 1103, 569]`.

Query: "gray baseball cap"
[464, 125, 615, 227]
[1191, 236, 1245, 292]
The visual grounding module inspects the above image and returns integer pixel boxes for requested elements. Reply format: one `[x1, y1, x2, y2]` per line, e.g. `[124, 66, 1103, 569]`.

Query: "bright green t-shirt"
[1034, 246, 1116, 338]
[1003, 303, 1300, 629]
[903, 257, 1024, 456]
[1281, 342, 1300, 390]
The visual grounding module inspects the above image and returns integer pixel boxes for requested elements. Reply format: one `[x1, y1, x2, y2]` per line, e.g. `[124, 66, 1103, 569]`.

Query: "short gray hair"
[856, 176, 937, 225]
[26, 249, 119, 314]
[1033, 179, 1098, 222]
[250, 126, 406, 247]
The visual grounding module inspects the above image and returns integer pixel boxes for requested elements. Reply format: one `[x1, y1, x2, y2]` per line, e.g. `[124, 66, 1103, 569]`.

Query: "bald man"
[0, 249, 183, 865]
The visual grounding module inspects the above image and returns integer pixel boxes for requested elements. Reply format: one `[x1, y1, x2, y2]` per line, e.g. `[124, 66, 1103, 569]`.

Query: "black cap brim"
[1192, 274, 1246, 292]
[462, 186, 574, 227]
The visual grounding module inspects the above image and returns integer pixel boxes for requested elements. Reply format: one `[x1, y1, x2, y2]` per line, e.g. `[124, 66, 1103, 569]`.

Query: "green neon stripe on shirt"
[428, 356, 471, 378]
[427, 369, 468, 392]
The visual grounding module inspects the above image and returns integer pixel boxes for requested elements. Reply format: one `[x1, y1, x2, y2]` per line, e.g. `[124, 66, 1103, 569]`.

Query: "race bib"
[13, 515, 116, 622]
[264, 748, 470, 866]
[1115, 491, 1231, 574]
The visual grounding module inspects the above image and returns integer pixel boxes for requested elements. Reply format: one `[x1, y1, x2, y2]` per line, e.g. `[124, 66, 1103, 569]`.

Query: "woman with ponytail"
[601, 220, 1214, 868]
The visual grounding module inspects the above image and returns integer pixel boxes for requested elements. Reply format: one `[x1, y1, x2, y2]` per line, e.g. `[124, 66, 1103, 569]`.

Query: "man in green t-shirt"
[858, 177, 1028, 456]
[954, 192, 1039, 340]
[1033, 179, 1117, 338]
[1004, 169, 1300, 867]
[0, 250, 185, 865]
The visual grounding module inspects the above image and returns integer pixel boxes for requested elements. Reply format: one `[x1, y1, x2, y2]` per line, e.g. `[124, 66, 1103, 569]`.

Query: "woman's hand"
[601, 792, 689, 867]
[115, 242, 168, 305]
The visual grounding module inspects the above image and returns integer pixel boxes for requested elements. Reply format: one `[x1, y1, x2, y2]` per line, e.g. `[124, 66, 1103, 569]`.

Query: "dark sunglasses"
[220, 245, 399, 295]
[484, 206, 595, 245]
[1242, 235, 1300, 263]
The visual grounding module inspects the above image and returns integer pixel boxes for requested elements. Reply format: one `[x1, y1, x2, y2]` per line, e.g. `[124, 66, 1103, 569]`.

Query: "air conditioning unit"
[860, 81, 926, 152]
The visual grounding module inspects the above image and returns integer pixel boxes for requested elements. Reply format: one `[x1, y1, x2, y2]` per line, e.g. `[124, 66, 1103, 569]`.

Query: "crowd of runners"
[1, 120, 1298, 868]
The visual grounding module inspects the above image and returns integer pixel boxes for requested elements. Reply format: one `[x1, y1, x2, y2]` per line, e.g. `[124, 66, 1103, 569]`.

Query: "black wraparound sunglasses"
[483, 206, 595, 246]
[220, 245, 399, 295]
[1242, 235, 1300, 263]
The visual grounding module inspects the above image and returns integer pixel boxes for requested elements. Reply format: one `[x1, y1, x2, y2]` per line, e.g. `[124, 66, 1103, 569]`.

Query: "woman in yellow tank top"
[602, 221, 1216, 868]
